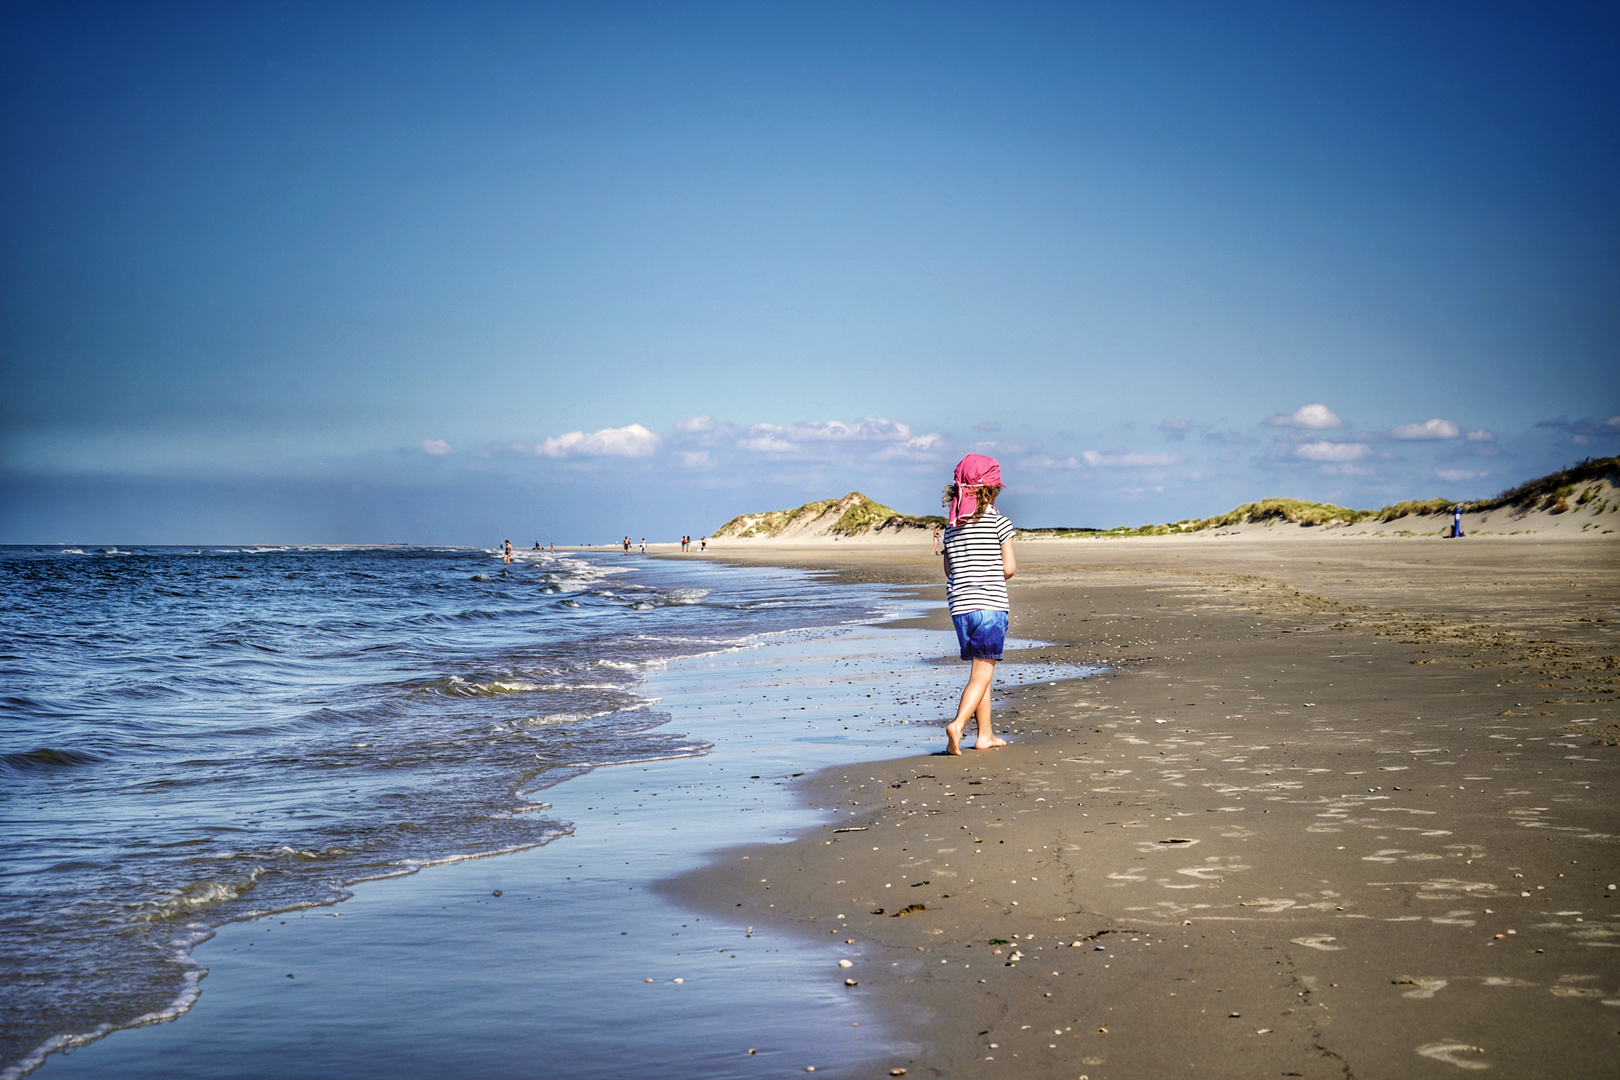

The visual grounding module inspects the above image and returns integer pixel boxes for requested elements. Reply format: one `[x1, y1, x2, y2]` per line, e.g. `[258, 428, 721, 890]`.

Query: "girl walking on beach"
[940, 454, 1016, 755]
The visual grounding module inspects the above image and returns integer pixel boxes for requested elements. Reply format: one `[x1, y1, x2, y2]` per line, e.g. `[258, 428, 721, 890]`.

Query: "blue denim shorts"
[952, 608, 1008, 661]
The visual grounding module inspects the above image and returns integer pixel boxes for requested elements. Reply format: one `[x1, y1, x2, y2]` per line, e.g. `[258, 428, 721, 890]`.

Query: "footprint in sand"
[1291, 935, 1343, 951]
[1416, 1040, 1490, 1070]
[1240, 898, 1297, 914]
[1551, 976, 1606, 999]
[1392, 975, 1447, 998]
[1175, 857, 1250, 881]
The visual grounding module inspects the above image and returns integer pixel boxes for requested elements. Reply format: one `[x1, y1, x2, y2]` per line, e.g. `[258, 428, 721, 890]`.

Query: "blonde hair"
[942, 483, 1003, 524]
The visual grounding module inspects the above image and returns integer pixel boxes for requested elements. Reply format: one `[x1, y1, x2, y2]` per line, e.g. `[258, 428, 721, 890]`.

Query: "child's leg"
[945, 658, 998, 755]
[971, 663, 1005, 749]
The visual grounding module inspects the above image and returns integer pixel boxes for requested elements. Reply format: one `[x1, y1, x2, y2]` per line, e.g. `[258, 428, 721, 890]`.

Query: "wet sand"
[671, 536, 1620, 1077]
[28, 613, 1091, 1080]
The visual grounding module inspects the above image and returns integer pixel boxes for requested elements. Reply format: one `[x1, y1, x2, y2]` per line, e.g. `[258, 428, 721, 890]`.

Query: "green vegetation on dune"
[1021, 456, 1619, 538]
[716, 458, 1619, 542]
[1465, 455, 1618, 514]
[1374, 498, 1455, 522]
[1025, 498, 1371, 538]
[829, 495, 924, 535]
[715, 492, 944, 538]
[1203, 498, 1368, 528]
[714, 497, 839, 538]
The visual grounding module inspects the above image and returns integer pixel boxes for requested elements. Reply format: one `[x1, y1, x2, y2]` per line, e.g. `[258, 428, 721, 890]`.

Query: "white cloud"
[1293, 441, 1370, 463]
[736, 433, 798, 453]
[1266, 403, 1345, 429]
[676, 450, 712, 468]
[874, 433, 947, 461]
[1388, 418, 1460, 440]
[674, 415, 716, 434]
[1081, 450, 1183, 468]
[528, 423, 661, 458]
[1465, 428, 1495, 442]
[416, 439, 453, 456]
[1436, 468, 1487, 482]
[1023, 455, 1082, 470]
[736, 418, 937, 457]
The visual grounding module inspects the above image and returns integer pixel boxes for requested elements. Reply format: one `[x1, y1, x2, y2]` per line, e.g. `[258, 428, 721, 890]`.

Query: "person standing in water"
[940, 453, 1015, 755]
[502, 540, 513, 565]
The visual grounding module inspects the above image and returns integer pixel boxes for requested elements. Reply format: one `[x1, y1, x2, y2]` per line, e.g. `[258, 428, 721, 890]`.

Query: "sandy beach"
[18, 534, 1615, 1079]
[672, 533, 1619, 1077]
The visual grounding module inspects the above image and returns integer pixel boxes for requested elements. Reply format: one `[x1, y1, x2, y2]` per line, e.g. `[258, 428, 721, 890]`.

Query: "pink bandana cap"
[948, 453, 1003, 526]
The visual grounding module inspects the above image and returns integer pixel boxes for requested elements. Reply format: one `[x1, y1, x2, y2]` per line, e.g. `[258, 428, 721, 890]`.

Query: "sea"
[1, 544, 1089, 1078]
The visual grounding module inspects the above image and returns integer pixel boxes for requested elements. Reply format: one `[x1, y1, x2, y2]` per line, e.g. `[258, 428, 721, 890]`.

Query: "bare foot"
[972, 735, 1007, 750]
[945, 719, 965, 755]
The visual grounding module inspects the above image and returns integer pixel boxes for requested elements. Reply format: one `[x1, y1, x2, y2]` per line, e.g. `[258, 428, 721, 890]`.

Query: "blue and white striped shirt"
[943, 507, 1015, 615]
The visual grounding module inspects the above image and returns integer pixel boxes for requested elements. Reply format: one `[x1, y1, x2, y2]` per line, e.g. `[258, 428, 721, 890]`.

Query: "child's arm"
[1001, 539, 1016, 580]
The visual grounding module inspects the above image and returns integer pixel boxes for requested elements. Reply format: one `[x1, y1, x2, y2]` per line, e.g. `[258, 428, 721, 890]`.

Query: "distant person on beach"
[940, 453, 1015, 755]
[931, 524, 943, 556]
[700, 536, 707, 551]
[640, 537, 646, 553]
[502, 540, 513, 565]
[1451, 506, 1465, 538]
[533, 542, 540, 550]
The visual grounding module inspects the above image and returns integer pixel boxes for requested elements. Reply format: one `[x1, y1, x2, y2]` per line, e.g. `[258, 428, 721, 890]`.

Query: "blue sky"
[3, 0, 1616, 543]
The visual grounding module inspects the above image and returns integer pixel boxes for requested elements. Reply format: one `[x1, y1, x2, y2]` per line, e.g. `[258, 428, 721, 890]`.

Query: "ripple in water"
[0, 545, 888, 1075]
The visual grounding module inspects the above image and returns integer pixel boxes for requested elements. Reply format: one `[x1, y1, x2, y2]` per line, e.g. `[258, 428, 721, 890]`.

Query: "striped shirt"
[943, 507, 1016, 615]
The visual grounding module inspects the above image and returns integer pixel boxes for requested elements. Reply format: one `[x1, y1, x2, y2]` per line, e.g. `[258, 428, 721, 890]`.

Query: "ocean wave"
[390, 837, 566, 873]
[663, 588, 711, 605]
[1, 747, 104, 772]
[204, 845, 331, 863]
[413, 676, 544, 698]
[527, 683, 627, 692]
[126, 870, 263, 925]
[516, 711, 612, 727]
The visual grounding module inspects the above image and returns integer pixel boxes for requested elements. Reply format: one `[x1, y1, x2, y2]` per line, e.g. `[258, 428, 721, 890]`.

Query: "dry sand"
[667, 535, 1619, 1078]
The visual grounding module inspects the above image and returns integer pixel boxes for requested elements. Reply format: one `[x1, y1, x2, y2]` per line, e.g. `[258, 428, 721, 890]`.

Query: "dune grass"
[716, 492, 944, 538]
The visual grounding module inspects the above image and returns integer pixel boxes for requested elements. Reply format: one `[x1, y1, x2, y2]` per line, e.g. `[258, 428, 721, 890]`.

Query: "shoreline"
[22, 535, 1617, 1077]
[670, 534, 1620, 1077]
[27, 580, 1089, 1080]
